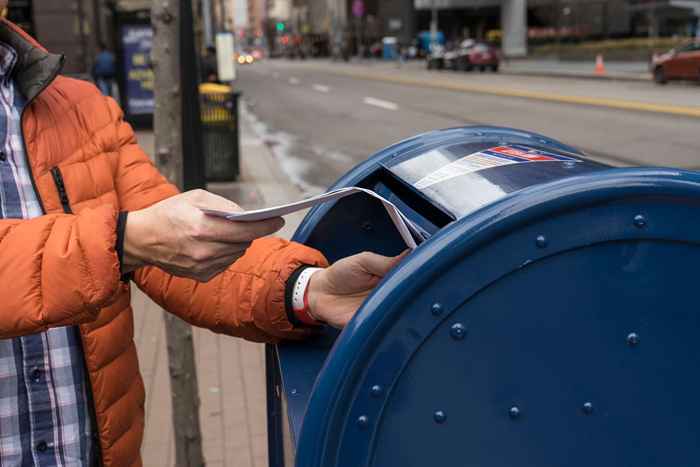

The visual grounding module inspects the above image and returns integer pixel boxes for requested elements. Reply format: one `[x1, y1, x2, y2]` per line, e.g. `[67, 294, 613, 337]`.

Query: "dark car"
[651, 41, 700, 84]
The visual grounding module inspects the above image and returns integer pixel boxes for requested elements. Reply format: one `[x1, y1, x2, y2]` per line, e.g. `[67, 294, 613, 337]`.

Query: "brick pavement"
[132, 102, 305, 466]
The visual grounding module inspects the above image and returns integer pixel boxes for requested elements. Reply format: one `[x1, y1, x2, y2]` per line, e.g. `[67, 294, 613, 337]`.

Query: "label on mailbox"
[414, 144, 579, 189]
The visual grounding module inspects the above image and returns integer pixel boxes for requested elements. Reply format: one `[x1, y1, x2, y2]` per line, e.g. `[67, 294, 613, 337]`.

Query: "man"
[92, 42, 116, 96]
[0, 10, 400, 467]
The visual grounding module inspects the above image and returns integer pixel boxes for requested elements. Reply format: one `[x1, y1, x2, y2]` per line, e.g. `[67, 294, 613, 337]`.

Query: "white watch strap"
[292, 267, 323, 311]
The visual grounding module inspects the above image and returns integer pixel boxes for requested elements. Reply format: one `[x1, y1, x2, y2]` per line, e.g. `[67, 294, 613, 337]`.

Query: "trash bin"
[266, 126, 700, 467]
[200, 83, 240, 182]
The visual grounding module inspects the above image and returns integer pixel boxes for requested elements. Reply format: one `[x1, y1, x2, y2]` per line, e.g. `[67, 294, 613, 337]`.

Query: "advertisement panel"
[121, 24, 154, 116]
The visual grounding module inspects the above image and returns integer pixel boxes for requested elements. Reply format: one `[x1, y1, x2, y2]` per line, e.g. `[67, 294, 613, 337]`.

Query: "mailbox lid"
[385, 139, 608, 219]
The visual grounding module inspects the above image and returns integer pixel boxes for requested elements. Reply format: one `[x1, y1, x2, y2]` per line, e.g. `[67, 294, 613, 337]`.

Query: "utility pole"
[430, 0, 438, 50]
[151, 0, 206, 466]
[202, 0, 214, 47]
[218, 0, 228, 31]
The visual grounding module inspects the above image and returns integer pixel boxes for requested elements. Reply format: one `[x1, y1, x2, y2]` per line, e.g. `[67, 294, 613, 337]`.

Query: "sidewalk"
[501, 58, 650, 81]
[133, 103, 304, 466]
[331, 57, 651, 81]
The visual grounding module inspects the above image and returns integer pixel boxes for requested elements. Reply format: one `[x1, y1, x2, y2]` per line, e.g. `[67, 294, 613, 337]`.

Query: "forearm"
[0, 205, 123, 338]
[134, 236, 328, 342]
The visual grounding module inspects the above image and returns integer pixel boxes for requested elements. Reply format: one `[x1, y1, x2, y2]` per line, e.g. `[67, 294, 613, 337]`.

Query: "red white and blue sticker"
[414, 144, 579, 189]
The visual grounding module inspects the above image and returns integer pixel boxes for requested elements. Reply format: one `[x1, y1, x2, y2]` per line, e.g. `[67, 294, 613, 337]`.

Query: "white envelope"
[202, 187, 423, 249]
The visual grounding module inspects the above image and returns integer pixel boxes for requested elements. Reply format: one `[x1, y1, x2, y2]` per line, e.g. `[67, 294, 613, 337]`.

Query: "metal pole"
[430, 0, 438, 50]
[202, 0, 214, 47]
[76, 0, 90, 74]
[217, 0, 227, 32]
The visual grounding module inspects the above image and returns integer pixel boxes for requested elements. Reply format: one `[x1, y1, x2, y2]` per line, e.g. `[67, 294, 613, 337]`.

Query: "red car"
[455, 41, 500, 72]
[651, 41, 700, 84]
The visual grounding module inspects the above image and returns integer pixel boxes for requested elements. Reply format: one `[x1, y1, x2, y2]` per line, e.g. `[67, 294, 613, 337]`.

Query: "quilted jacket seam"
[213, 269, 227, 331]
[73, 216, 100, 309]
[102, 380, 141, 448]
[36, 217, 59, 325]
[0, 222, 16, 244]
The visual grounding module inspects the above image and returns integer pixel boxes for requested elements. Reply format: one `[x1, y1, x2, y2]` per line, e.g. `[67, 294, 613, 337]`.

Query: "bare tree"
[151, 1, 205, 465]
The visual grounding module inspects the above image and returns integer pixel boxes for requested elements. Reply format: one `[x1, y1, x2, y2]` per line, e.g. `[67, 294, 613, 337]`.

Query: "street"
[238, 59, 700, 192]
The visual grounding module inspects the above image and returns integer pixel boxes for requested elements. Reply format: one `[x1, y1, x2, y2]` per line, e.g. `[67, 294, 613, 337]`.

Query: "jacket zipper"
[50, 166, 72, 214]
[19, 57, 104, 464]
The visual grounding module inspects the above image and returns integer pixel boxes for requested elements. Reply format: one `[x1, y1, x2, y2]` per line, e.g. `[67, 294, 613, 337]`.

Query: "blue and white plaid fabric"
[0, 42, 95, 466]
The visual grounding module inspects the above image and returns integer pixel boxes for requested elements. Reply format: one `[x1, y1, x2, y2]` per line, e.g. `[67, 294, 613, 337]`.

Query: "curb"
[500, 68, 651, 82]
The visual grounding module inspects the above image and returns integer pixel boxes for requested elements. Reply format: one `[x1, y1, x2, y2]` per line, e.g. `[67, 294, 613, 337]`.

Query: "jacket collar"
[0, 19, 64, 103]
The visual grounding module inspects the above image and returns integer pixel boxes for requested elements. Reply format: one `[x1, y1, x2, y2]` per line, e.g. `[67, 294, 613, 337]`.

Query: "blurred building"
[4, 0, 106, 75]
[248, 0, 268, 37]
[415, 0, 700, 57]
[288, 0, 417, 54]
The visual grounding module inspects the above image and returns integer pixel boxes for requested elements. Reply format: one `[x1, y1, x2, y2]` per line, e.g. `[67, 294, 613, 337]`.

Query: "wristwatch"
[286, 266, 324, 327]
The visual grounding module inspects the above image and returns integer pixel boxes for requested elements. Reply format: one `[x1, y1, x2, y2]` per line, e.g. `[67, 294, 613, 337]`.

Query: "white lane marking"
[363, 97, 399, 111]
[312, 84, 330, 93]
[289, 77, 300, 85]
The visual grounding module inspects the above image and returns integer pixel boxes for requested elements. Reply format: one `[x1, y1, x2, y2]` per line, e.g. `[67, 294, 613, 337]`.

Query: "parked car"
[454, 41, 500, 72]
[651, 41, 700, 84]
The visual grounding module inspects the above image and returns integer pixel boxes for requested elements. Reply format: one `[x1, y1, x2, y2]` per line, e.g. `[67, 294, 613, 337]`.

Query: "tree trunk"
[151, 1, 205, 465]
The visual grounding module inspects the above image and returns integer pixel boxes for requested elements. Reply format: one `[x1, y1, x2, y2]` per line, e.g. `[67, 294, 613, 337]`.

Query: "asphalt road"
[237, 59, 700, 191]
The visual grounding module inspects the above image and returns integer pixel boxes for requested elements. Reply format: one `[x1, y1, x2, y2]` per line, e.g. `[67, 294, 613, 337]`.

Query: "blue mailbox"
[265, 126, 700, 467]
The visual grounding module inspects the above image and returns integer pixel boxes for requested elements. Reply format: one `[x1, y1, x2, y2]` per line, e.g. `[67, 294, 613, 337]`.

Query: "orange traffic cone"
[594, 54, 606, 75]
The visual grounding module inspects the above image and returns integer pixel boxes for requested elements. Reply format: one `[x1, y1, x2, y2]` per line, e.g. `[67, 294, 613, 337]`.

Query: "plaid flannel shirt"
[0, 42, 95, 466]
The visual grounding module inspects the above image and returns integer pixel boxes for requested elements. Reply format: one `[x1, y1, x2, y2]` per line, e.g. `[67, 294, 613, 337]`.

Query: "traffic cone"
[595, 54, 606, 75]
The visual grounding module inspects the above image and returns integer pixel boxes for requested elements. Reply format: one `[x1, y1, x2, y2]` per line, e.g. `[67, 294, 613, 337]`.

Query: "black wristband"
[284, 265, 311, 328]
[116, 211, 132, 282]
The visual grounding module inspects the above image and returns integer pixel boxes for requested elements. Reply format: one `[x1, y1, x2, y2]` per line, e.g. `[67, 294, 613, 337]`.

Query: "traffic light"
[276, 22, 285, 32]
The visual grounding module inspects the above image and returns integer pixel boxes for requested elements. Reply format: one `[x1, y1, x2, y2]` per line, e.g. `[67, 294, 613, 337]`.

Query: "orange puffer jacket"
[0, 20, 327, 467]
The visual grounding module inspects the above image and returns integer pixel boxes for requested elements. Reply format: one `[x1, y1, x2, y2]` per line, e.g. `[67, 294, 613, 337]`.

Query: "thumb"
[357, 251, 407, 278]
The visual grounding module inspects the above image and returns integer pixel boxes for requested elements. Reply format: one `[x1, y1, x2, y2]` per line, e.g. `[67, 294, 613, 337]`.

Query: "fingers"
[186, 189, 244, 212]
[198, 215, 285, 243]
[356, 251, 405, 278]
[183, 190, 286, 243]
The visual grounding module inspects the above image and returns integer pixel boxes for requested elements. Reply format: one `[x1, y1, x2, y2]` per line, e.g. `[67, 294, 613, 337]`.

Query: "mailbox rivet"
[627, 332, 640, 346]
[450, 323, 467, 340]
[370, 385, 383, 397]
[357, 415, 369, 429]
[433, 411, 447, 424]
[509, 406, 521, 420]
[535, 235, 548, 248]
[431, 303, 443, 316]
[290, 388, 297, 395]
[633, 215, 647, 228]
[582, 402, 594, 415]
[362, 222, 374, 232]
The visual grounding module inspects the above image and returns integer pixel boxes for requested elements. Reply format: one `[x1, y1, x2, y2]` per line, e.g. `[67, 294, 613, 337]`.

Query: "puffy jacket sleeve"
[107, 98, 329, 343]
[0, 205, 123, 338]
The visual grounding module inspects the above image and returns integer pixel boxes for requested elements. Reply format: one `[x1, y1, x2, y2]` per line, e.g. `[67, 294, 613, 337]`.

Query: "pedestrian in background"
[92, 42, 116, 96]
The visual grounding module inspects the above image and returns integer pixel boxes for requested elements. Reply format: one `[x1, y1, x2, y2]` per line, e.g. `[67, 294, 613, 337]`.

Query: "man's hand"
[123, 190, 284, 282]
[306, 251, 407, 328]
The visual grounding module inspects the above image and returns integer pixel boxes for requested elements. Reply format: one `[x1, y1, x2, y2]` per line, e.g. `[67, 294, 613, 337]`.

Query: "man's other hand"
[307, 251, 407, 328]
[123, 190, 284, 281]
